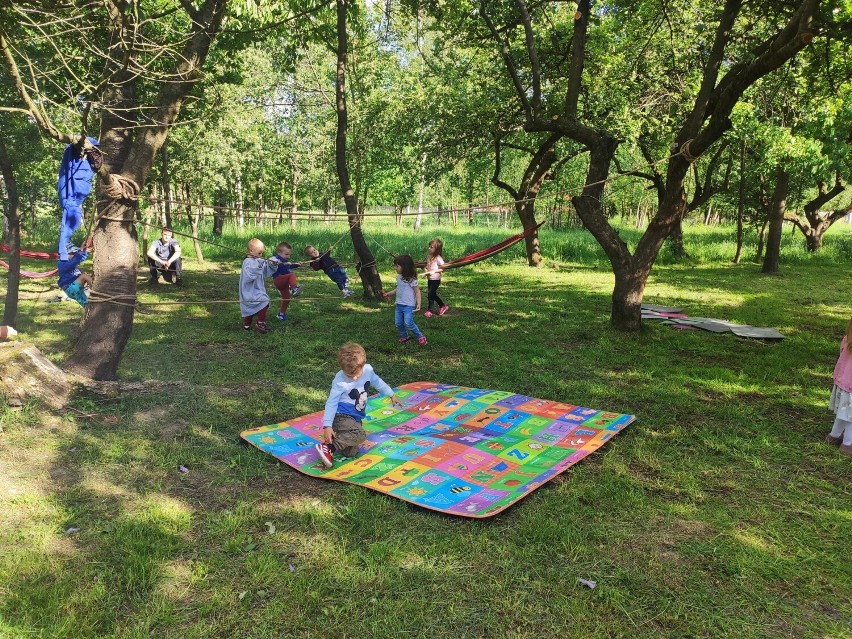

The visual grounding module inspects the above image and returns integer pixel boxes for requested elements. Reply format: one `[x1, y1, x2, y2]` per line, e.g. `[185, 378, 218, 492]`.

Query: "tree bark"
[213, 190, 225, 236]
[668, 220, 688, 259]
[161, 141, 173, 228]
[290, 167, 299, 230]
[733, 139, 745, 264]
[191, 193, 204, 263]
[335, 0, 382, 299]
[762, 168, 789, 274]
[0, 138, 22, 327]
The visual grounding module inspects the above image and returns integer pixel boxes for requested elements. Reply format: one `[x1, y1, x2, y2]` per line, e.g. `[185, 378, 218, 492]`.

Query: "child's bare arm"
[414, 287, 421, 311]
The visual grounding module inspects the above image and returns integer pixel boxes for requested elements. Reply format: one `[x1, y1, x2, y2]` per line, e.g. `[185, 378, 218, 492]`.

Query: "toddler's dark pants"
[331, 414, 366, 457]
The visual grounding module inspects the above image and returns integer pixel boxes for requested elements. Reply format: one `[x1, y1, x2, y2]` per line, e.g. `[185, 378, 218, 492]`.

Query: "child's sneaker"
[417, 336, 428, 346]
[315, 442, 334, 468]
[243, 324, 252, 331]
[841, 443, 852, 456]
[826, 433, 843, 446]
[342, 288, 353, 298]
[290, 285, 302, 297]
[423, 310, 433, 318]
[398, 337, 411, 344]
[255, 321, 269, 333]
[277, 312, 288, 321]
[439, 305, 450, 316]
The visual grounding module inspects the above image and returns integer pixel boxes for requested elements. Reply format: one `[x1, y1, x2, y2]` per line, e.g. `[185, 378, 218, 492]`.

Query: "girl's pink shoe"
[423, 310, 433, 317]
[417, 336, 427, 346]
[398, 337, 411, 344]
[438, 305, 449, 316]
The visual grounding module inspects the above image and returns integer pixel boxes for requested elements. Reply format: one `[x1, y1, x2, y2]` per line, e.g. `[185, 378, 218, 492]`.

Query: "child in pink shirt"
[826, 317, 852, 455]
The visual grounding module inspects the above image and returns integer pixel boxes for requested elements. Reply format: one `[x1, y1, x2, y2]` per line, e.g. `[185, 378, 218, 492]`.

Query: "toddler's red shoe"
[417, 336, 427, 346]
[398, 337, 411, 344]
[438, 305, 450, 316]
[255, 322, 269, 333]
[315, 442, 334, 468]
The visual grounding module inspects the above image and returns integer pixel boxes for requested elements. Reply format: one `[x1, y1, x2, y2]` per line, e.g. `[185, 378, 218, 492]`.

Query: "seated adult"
[147, 227, 183, 285]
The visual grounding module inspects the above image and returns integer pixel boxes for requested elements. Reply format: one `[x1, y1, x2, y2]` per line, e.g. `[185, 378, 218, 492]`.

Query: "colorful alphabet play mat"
[241, 382, 635, 518]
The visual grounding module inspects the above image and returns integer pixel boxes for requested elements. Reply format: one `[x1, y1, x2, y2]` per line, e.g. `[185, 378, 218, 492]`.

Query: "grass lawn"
[1, 219, 850, 638]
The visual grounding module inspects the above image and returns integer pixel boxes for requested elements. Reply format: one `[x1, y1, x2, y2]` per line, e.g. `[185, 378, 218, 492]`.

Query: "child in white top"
[315, 342, 403, 468]
[423, 237, 449, 317]
[827, 317, 852, 455]
[383, 254, 427, 346]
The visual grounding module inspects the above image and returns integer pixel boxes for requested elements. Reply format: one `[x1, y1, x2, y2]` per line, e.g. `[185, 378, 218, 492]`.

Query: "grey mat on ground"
[729, 325, 786, 340]
[661, 318, 735, 333]
[641, 304, 683, 313]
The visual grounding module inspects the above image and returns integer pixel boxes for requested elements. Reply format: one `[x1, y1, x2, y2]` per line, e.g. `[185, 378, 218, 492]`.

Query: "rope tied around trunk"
[101, 174, 141, 201]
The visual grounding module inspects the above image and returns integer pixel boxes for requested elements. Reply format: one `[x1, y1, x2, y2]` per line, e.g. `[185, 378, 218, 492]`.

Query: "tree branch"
[480, 0, 532, 121]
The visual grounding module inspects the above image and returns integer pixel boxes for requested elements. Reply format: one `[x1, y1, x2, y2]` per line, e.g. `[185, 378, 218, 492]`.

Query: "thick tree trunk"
[63, 0, 226, 379]
[611, 261, 646, 331]
[65, 201, 139, 379]
[0, 139, 22, 327]
[804, 228, 823, 252]
[335, 0, 382, 299]
[762, 168, 789, 274]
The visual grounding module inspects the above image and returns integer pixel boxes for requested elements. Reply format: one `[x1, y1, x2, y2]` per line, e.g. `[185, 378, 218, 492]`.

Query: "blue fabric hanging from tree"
[57, 137, 99, 260]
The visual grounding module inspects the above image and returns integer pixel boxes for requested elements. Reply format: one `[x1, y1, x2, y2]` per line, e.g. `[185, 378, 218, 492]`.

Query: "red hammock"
[0, 242, 88, 279]
[0, 259, 58, 279]
[410, 221, 546, 269]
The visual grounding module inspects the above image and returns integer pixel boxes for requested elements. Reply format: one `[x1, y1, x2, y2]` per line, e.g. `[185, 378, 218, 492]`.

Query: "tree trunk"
[804, 230, 823, 252]
[213, 190, 225, 236]
[762, 168, 789, 274]
[0, 139, 22, 327]
[290, 168, 299, 230]
[161, 142, 172, 228]
[611, 260, 646, 331]
[516, 197, 542, 266]
[191, 194, 204, 263]
[667, 219, 689, 259]
[63, 0, 227, 379]
[334, 0, 382, 299]
[142, 186, 154, 257]
[733, 140, 745, 264]
[236, 176, 244, 228]
[415, 152, 426, 232]
[65, 200, 139, 380]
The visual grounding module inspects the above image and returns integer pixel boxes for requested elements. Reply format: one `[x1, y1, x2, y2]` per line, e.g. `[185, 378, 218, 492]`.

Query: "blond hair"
[247, 238, 265, 255]
[338, 342, 367, 377]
